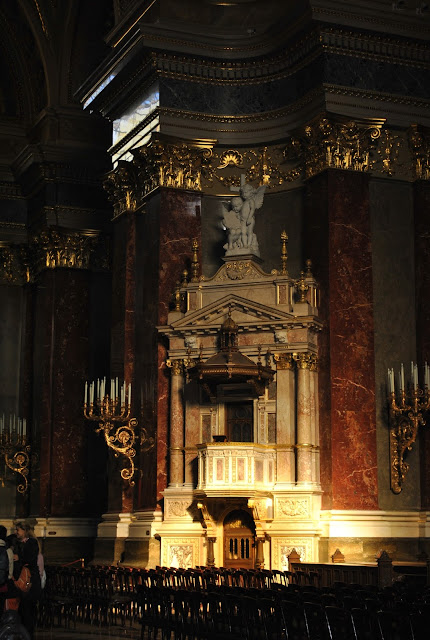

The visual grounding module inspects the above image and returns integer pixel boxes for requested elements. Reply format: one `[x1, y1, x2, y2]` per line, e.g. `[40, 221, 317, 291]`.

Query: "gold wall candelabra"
[83, 378, 138, 486]
[0, 415, 31, 493]
[388, 362, 430, 494]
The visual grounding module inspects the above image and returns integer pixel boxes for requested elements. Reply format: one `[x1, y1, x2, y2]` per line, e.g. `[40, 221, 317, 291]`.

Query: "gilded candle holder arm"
[83, 378, 138, 486]
[387, 363, 430, 494]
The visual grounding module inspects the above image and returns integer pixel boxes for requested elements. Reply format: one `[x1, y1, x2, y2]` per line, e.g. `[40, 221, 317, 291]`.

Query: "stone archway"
[223, 509, 256, 569]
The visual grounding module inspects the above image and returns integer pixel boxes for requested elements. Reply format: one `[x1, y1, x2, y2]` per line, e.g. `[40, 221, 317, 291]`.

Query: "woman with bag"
[4, 534, 22, 612]
[14, 523, 41, 640]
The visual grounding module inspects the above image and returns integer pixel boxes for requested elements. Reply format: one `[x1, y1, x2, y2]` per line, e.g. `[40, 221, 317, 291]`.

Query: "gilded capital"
[104, 161, 138, 218]
[166, 359, 184, 376]
[288, 115, 382, 180]
[408, 124, 430, 181]
[32, 229, 98, 273]
[274, 353, 294, 370]
[0, 244, 29, 285]
[293, 352, 316, 370]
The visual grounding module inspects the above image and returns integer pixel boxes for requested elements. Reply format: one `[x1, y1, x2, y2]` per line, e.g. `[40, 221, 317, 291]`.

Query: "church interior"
[0, 0, 429, 573]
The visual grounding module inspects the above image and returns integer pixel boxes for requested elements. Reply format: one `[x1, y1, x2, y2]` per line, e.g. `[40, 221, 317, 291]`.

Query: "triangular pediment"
[163, 293, 295, 334]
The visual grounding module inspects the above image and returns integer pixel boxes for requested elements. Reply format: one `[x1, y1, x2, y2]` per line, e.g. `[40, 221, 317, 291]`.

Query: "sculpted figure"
[222, 183, 266, 256]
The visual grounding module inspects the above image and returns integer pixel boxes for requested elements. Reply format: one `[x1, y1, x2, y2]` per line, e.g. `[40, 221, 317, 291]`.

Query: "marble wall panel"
[414, 182, 430, 509]
[0, 284, 24, 415]
[324, 54, 430, 100]
[305, 170, 379, 510]
[33, 269, 91, 517]
[134, 189, 202, 508]
[370, 179, 418, 510]
[159, 59, 324, 115]
[328, 171, 378, 510]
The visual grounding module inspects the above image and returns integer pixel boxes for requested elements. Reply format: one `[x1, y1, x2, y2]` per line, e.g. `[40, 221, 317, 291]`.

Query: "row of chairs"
[138, 584, 430, 640]
[37, 563, 430, 638]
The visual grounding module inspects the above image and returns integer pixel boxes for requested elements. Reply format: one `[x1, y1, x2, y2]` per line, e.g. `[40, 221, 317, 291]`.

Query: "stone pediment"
[165, 293, 296, 335]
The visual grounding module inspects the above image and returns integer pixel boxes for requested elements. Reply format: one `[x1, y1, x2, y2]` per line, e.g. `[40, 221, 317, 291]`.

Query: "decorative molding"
[165, 500, 191, 518]
[320, 27, 430, 70]
[161, 537, 200, 569]
[272, 537, 314, 568]
[276, 498, 310, 519]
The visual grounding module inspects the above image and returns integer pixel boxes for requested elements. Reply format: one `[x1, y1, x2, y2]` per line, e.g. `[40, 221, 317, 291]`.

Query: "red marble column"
[305, 170, 379, 510]
[33, 268, 91, 517]
[134, 188, 202, 510]
[415, 181, 430, 510]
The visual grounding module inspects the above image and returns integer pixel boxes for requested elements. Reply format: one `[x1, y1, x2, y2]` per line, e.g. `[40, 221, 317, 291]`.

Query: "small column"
[310, 355, 320, 485]
[206, 536, 216, 567]
[255, 538, 265, 569]
[274, 353, 295, 485]
[168, 359, 185, 486]
[295, 353, 313, 484]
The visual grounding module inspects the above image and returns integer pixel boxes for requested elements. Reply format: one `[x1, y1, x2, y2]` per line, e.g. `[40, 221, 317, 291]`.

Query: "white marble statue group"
[222, 181, 266, 257]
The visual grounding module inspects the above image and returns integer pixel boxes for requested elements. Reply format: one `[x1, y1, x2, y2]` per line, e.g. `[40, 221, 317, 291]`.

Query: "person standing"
[14, 523, 41, 639]
[0, 526, 9, 614]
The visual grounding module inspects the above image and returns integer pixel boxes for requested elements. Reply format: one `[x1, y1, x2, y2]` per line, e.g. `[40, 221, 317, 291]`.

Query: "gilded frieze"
[103, 116, 430, 210]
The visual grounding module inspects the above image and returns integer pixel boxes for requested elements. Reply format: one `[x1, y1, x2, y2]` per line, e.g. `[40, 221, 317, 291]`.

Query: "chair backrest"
[325, 605, 356, 640]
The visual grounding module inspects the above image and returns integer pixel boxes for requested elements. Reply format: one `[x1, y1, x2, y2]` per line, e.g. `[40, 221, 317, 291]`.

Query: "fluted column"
[274, 353, 295, 486]
[295, 353, 313, 484]
[169, 359, 185, 486]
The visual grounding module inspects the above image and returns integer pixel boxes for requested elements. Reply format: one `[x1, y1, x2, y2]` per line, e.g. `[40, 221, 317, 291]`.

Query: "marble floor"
[34, 622, 141, 639]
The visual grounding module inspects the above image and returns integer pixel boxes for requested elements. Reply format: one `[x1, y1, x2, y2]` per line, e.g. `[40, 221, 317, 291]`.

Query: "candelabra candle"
[83, 379, 137, 485]
[0, 414, 31, 493]
[388, 361, 430, 494]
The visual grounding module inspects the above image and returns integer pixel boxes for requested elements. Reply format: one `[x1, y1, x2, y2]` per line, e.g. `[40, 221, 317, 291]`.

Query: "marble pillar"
[169, 360, 185, 486]
[133, 188, 202, 511]
[33, 269, 91, 517]
[304, 170, 379, 510]
[275, 354, 295, 485]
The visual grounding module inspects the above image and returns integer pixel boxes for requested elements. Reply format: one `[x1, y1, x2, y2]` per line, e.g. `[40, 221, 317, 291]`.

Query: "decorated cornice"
[319, 27, 430, 70]
[103, 116, 430, 207]
[150, 26, 430, 87]
[0, 229, 108, 284]
[151, 30, 320, 86]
